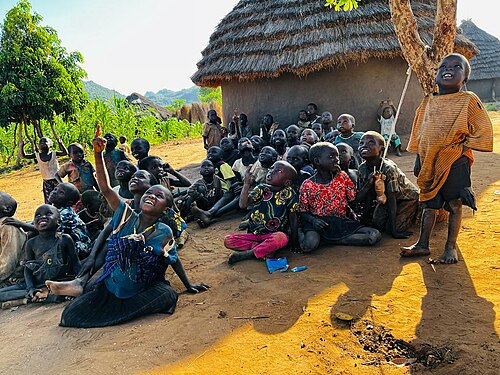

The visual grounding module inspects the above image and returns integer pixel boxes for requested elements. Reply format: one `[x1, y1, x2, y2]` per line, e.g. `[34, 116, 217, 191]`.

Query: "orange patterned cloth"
[407, 91, 493, 201]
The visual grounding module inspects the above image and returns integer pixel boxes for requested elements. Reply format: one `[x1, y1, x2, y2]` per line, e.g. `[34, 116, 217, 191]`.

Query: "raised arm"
[55, 137, 68, 157]
[92, 126, 121, 210]
[164, 164, 191, 187]
[238, 166, 253, 209]
[20, 140, 36, 160]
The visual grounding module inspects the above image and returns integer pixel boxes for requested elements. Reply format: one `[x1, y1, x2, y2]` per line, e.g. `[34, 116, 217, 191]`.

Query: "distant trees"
[0, 0, 87, 164]
[198, 87, 222, 105]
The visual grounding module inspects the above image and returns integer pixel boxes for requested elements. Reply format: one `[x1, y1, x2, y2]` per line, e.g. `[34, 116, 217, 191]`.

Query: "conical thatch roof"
[126, 93, 173, 120]
[460, 20, 500, 81]
[192, 0, 476, 87]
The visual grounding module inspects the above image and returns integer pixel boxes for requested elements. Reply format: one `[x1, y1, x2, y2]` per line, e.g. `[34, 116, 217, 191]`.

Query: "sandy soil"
[0, 119, 499, 375]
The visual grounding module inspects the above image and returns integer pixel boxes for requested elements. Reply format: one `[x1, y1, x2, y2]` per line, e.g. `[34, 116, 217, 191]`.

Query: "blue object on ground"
[266, 257, 289, 273]
[290, 266, 308, 273]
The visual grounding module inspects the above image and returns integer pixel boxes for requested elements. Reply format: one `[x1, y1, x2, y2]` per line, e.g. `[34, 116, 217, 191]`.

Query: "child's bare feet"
[190, 202, 211, 227]
[400, 244, 431, 257]
[33, 287, 49, 302]
[439, 245, 458, 264]
[228, 250, 255, 265]
[45, 278, 85, 297]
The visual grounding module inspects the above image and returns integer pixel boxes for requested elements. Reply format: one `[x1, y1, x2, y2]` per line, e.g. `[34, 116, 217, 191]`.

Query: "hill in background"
[83, 80, 125, 100]
[144, 86, 200, 106]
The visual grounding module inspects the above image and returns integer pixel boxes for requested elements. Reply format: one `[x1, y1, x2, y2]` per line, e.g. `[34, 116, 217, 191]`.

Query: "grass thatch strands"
[192, 0, 477, 87]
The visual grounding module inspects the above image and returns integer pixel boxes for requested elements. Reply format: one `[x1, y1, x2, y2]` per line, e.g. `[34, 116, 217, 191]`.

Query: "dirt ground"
[0, 117, 499, 375]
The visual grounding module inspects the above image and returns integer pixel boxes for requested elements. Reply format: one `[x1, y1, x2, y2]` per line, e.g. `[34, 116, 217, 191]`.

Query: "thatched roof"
[192, 0, 476, 87]
[460, 20, 500, 81]
[126, 93, 173, 121]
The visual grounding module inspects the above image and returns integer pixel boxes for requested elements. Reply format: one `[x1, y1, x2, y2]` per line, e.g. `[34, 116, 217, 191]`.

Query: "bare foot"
[190, 202, 211, 227]
[45, 278, 85, 297]
[33, 287, 49, 302]
[400, 244, 431, 257]
[440, 246, 458, 264]
[228, 250, 256, 265]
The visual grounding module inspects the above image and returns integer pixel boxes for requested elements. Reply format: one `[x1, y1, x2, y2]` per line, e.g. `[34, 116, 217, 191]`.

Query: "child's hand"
[312, 218, 328, 230]
[163, 163, 176, 175]
[3, 217, 25, 228]
[186, 282, 210, 293]
[244, 165, 254, 185]
[27, 288, 40, 300]
[93, 125, 107, 153]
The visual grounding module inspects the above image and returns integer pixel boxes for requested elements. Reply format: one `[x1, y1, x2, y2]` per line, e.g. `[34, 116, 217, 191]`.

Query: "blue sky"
[0, 0, 496, 95]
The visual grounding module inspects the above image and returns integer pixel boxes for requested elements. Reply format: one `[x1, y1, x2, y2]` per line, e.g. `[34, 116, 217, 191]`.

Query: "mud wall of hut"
[221, 58, 424, 140]
[467, 79, 498, 103]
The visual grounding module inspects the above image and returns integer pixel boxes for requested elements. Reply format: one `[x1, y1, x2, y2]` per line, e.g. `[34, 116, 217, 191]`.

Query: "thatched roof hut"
[126, 93, 173, 121]
[460, 20, 500, 102]
[192, 0, 476, 136]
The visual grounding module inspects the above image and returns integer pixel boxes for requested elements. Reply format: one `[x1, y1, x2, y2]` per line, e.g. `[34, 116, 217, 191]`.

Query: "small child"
[307, 103, 322, 126]
[297, 109, 311, 130]
[270, 129, 288, 160]
[112, 160, 137, 199]
[57, 143, 98, 194]
[103, 132, 130, 187]
[250, 135, 265, 158]
[336, 142, 358, 184]
[377, 100, 402, 156]
[231, 137, 257, 181]
[260, 114, 279, 145]
[321, 111, 335, 134]
[207, 146, 236, 191]
[220, 137, 240, 167]
[356, 132, 419, 238]
[334, 114, 364, 168]
[251, 146, 279, 186]
[300, 128, 319, 148]
[0, 192, 27, 286]
[224, 161, 299, 264]
[238, 113, 253, 139]
[138, 156, 191, 191]
[183, 160, 226, 216]
[118, 135, 131, 155]
[325, 130, 340, 143]
[401, 53, 493, 263]
[203, 109, 224, 150]
[0, 204, 80, 303]
[285, 124, 301, 148]
[79, 190, 106, 242]
[311, 122, 324, 141]
[286, 145, 314, 192]
[299, 143, 381, 252]
[21, 136, 68, 203]
[48, 183, 92, 259]
[130, 137, 150, 164]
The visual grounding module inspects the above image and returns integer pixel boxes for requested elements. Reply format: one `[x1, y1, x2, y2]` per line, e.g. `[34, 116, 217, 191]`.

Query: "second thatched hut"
[192, 0, 475, 136]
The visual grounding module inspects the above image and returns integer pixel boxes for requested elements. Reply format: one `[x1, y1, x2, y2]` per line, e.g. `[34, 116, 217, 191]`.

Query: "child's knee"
[368, 229, 382, 245]
[271, 231, 289, 248]
[224, 234, 236, 249]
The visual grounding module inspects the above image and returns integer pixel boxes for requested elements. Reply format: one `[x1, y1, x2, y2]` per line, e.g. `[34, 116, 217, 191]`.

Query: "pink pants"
[224, 232, 289, 258]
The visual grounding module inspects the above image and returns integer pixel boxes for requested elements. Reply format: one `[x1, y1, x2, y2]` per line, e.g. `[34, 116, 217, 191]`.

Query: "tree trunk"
[24, 120, 36, 152]
[389, 0, 457, 95]
[33, 119, 43, 138]
[16, 118, 24, 167]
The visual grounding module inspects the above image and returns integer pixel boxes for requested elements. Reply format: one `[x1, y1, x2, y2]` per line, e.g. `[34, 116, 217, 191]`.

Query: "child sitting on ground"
[285, 125, 301, 148]
[356, 131, 419, 238]
[224, 161, 299, 264]
[206, 146, 237, 191]
[334, 114, 364, 168]
[300, 128, 319, 149]
[21, 136, 68, 203]
[138, 156, 191, 191]
[336, 143, 358, 185]
[377, 100, 402, 156]
[299, 143, 381, 253]
[271, 129, 288, 160]
[0, 204, 80, 303]
[118, 135, 131, 155]
[311, 122, 324, 142]
[130, 137, 150, 165]
[54, 129, 208, 328]
[103, 132, 130, 187]
[0, 192, 27, 287]
[321, 111, 335, 134]
[78, 190, 106, 242]
[112, 160, 137, 199]
[220, 137, 240, 167]
[260, 114, 279, 145]
[297, 109, 311, 130]
[49, 183, 93, 259]
[286, 145, 314, 192]
[401, 53, 493, 263]
[57, 143, 98, 195]
[231, 137, 257, 181]
[237, 113, 253, 139]
[181, 160, 226, 218]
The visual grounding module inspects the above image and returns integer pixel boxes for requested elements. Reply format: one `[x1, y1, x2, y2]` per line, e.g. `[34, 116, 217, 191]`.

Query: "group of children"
[0, 53, 493, 328]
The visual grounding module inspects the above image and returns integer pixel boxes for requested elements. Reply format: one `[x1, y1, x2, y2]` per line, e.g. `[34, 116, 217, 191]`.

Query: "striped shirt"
[407, 91, 493, 201]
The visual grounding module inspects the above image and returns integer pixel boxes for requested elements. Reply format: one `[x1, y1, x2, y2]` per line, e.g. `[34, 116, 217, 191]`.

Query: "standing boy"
[401, 53, 493, 263]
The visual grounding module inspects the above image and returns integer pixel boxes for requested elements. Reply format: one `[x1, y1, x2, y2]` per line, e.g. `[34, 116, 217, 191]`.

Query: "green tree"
[198, 87, 222, 105]
[0, 0, 88, 164]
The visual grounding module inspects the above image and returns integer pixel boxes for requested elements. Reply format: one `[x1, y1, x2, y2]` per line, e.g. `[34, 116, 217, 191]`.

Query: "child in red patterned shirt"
[299, 142, 381, 252]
